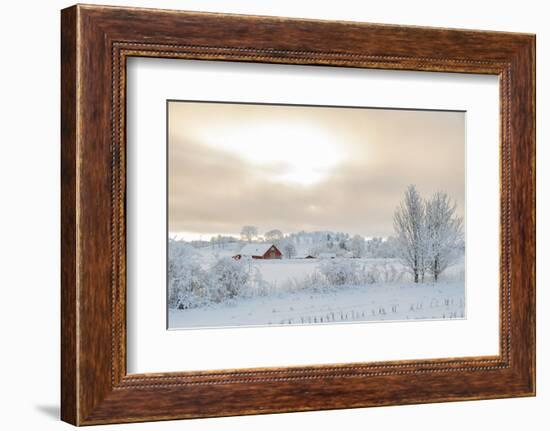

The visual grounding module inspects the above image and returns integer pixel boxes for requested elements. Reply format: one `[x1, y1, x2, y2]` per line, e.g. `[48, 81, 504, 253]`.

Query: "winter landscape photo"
[167, 101, 465, 329]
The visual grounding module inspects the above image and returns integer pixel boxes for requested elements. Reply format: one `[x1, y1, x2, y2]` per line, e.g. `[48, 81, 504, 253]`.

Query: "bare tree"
[264, 229, 283, 242]
[393, 185, 426, 283]
[210, 236, 218, 249]
[240, 225, 258, 242]
[282, 241, 297, 259]
[350, 234, 365, 258]
[425, 192, 464, 281]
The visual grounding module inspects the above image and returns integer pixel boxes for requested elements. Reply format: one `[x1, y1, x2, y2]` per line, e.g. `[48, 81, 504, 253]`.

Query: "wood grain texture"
[60, 4, 535, 425]
[60, 5, 78, 425]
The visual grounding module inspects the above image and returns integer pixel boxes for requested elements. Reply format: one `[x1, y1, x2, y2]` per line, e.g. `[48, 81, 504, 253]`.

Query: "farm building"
[295, 253, 316, 259]
[233, 243, 283, 260]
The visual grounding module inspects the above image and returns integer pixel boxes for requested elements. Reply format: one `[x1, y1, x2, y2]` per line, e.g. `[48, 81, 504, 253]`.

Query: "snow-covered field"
[169, 279, 464, 329]
[168, 242, 465, 329]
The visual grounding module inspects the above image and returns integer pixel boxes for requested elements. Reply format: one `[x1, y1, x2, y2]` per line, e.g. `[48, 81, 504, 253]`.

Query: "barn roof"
[239, 243, 276, 256]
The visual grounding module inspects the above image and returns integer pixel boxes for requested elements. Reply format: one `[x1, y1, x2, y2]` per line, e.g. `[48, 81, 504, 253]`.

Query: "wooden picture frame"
[61, 4, 535, 425]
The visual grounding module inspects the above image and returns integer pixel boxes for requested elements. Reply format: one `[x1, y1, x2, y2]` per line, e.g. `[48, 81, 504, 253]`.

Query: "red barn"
[233, 243, 283, 260]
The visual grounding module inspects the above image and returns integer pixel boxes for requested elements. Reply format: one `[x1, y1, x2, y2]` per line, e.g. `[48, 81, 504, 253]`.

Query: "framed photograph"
[165, 100, 466, 330]
[61, 4, 535, 425]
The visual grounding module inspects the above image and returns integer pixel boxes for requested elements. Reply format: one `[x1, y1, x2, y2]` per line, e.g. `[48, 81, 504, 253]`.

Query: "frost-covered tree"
[326, 233, 334, 249]
[240, 225, 258, 242]
[216, 235, 238, 249]
[350, 234, 365, 258]
[379, 236, 399, 258]
[264, 229, 283, 242]
[282, 241, 297, 259]
[393, 185, 427, 283]
[425, 192, 464, 281]
[210, 235, 220, 249]
[246, 265, 270, 297]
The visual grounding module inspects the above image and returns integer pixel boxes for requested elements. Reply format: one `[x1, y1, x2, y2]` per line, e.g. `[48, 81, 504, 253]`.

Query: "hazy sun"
[201, 122, 345, 186]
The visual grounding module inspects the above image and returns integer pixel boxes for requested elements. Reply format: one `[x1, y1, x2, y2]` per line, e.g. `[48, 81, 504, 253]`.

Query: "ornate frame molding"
[61, 5, 535, 425]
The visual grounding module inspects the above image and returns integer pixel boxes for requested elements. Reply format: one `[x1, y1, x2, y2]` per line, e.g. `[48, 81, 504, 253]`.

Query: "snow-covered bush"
[207, 257, 250, 302]
[317, 259, 408, 287]
[168, 240, 209, 309]
[319, 259, 363, 286]
[279, 271, 328, 294]
[169, 240, 268, 307]
[367, 262, 407, 283]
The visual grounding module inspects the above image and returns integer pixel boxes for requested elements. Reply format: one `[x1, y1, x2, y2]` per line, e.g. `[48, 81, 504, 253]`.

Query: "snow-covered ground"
[169, 278, 464, 329]
[168, 244, 465, 329]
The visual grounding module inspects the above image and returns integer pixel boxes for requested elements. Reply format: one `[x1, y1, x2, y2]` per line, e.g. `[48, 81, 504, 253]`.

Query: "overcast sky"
[168, 101, 464, 240]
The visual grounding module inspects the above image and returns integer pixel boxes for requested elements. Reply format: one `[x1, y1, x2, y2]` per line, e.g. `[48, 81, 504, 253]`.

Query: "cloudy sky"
[168, 101, 464, 240]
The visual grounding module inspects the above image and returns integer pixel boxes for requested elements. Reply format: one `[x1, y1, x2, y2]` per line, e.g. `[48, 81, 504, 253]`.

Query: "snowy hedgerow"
[317, 259, 408, 287]
[279, 271, 328, 294]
